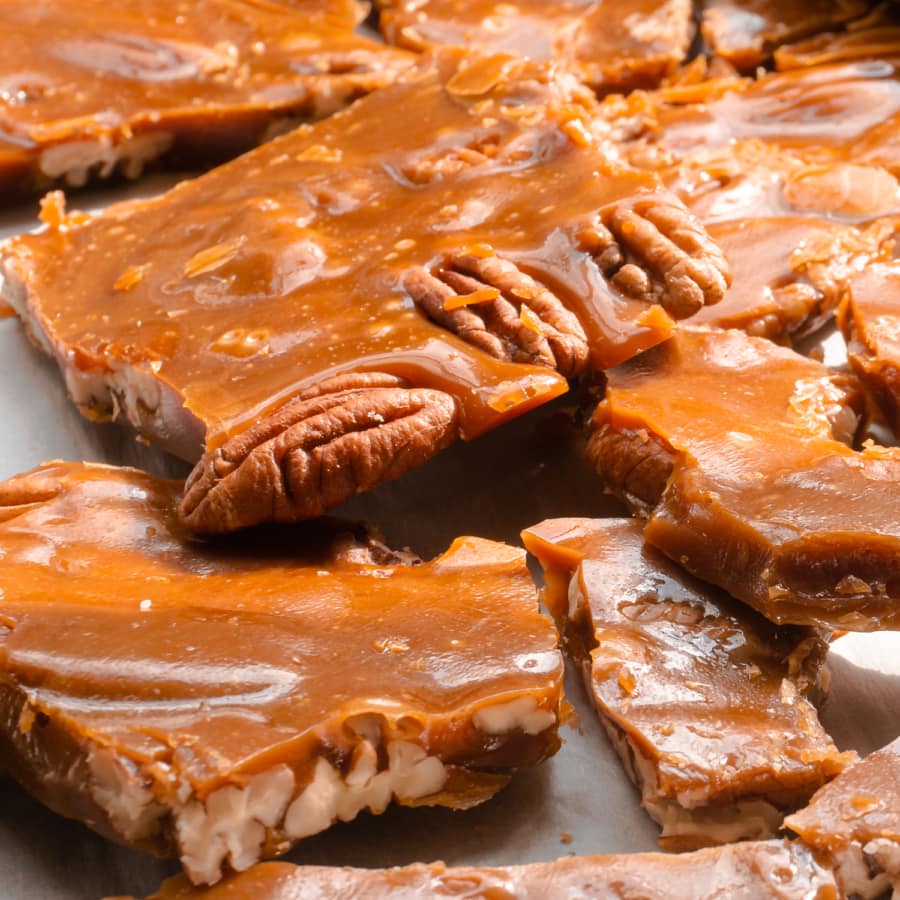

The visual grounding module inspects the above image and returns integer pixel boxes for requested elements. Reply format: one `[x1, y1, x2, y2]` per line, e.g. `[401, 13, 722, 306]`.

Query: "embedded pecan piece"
[595, 197, 731, 319]
[180, 373, 460, 534]
[403, 255, 590, 378]
[0, 468, 65, 523]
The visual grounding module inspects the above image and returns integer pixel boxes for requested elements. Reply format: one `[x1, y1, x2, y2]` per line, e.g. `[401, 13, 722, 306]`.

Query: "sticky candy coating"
[523, 517, 850, 850]
[0, 461, 563, 884]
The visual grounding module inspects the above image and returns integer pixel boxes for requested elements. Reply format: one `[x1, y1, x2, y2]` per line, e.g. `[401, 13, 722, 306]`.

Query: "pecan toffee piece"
[376, 0, 695, 94]
[0, 461, 564, 885]
[0, 0, 413, 197]
[0, 50, 729, 533]
[522, 517, 850, 851]
[588, 327, 900, 632]
[123, 840, 839, 899]
[839, 257, 900, 437]
[701, 0, 872, 71]
[664, 142, 898, 342]
[786, 738, 900, 900]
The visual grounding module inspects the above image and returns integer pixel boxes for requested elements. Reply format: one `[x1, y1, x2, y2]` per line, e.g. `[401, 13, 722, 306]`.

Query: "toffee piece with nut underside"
[785, 737, 900, 900]
[120, 839, 839, 899]
[376, 0, 695, 94]
[522, 517, 851, 851]
[0, 0, 414, 198]
[588, 327, 900, 632]
[0, 461, 564, 886]
[839, 247, 900, 438]
[0, 49, 729, 535]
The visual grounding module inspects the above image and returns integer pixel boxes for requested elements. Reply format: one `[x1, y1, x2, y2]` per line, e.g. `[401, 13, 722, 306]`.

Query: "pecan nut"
[0, 469, 63, 523]
[179, 373, 460, 534]
[403, 254, 590, 378]
[583, 196, 732, 319]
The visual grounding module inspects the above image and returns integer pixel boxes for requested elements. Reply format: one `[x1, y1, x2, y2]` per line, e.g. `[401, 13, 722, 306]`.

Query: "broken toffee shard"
[376, 0, 695, 94]
[588, 327, 900, 632]
[0, 0, 414, 197]
[121, 839, 839, 899]
[786, 737, 900, 900]
[522, 517, 850, 850]
[839, 248, 900, 439]
[0, 462, 564, 885]
[0, 49, 729, 534]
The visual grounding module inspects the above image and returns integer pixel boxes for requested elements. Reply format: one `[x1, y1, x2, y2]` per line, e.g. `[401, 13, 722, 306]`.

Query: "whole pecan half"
[179, 373, 460, 534]
[582, 196, 731, 319]
[403, 254, 590, 378]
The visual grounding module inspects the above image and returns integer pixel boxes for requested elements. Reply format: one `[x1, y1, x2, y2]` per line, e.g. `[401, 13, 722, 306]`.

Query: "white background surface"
[1, 179, 898, 900]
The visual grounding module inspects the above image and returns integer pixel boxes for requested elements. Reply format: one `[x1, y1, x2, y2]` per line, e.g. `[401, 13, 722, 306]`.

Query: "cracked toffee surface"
[376, 0, 695, 94]
[0, 50, 730, 533]
[588, 327, 900, 632]
[127, 840, 839, 899]
[522, 517, 850, 851]
[0, 461, 563, 885]
[0, 0, 413, 196]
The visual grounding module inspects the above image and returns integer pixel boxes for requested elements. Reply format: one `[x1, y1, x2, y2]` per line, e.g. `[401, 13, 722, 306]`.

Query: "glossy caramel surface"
[133, 840, 839, 899]
[593, 327, 900, 630]
[0, 461, 562, 795]
[785, 737, 900, 850]
[3, 52, 700, 450]
[0, 0, 411, 185]
[523, 518, 846, 805]
[377, 0, 693, 92]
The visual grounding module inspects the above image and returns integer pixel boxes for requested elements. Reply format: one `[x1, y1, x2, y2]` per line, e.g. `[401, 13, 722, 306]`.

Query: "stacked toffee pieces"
[0, 1, 899, 898]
